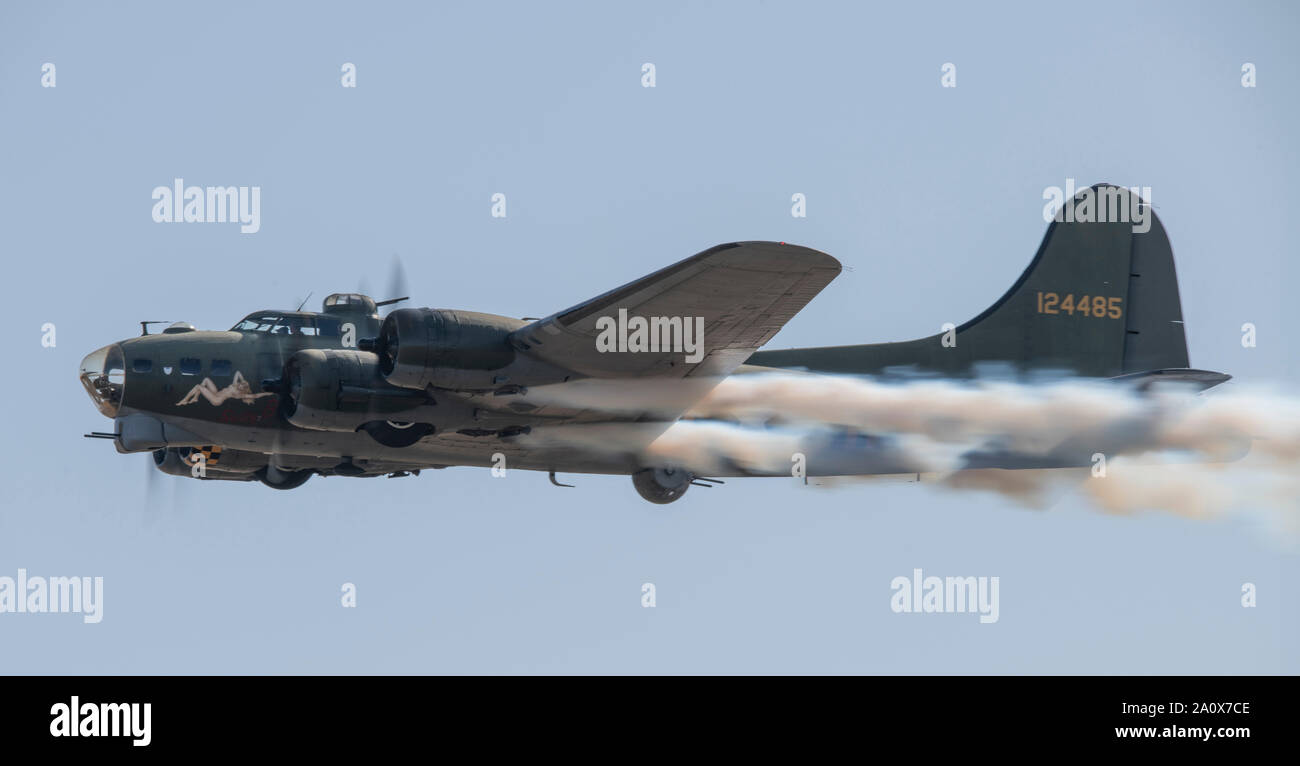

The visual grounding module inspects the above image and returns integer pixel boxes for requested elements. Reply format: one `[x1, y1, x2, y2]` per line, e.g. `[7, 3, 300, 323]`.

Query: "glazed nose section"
[79, 343, 126, 417]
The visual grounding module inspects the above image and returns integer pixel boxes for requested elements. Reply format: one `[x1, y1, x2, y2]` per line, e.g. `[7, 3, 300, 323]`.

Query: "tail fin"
[749, 184, 1193, 379]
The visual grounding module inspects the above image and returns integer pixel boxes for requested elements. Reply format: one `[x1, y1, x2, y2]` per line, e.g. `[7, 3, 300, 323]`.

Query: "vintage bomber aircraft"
[80, 185, 1229, 503]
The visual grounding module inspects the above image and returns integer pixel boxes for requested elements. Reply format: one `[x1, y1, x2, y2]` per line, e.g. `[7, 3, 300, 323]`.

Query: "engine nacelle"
[282, 348, 435, 432]
[152, 446, 265, 479]
[374, 308, 523, 391]
[152, 446, 197, 477]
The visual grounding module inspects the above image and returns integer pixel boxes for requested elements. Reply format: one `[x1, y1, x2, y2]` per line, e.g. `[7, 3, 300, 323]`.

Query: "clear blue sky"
[0, 0, 1295, 673]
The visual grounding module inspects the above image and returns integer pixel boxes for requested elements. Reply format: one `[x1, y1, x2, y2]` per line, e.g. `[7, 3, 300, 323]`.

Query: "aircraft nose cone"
[79, 343, 126, 417]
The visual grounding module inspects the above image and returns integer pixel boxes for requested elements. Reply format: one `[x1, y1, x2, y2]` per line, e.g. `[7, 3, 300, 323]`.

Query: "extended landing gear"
[360, 420, 435, 448]
[632, 467, 692, 504]
[256, 464, 313, 490]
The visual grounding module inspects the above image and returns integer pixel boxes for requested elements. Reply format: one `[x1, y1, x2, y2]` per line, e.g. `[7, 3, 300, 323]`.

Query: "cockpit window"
[231, 312, 325, 335]
[233, 313, 279, 332]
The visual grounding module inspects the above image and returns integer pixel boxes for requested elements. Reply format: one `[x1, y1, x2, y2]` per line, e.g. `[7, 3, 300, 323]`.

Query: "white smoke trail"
[523, 373, 1300, 531]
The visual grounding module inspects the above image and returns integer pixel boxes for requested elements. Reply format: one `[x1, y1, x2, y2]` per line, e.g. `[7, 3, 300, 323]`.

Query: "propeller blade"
[145, 451, 158, 503]
[380, 254, 409, 313]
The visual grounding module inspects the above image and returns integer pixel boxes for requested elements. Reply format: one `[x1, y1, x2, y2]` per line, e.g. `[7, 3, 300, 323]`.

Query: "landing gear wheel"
[360, 421, 435, 448]
[256, 464, 313, 490]
[632, 467, 692, 504]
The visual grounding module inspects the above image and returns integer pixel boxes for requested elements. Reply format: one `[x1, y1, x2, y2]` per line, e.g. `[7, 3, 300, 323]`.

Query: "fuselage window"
[132, 358, 153, 373]
[179, 358, 201, 376]
[210, 359, 233, 377]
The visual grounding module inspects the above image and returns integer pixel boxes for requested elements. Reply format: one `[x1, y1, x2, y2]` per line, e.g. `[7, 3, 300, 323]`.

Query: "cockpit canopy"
[230, 294, 380, 336]
[231, 312, 342, 337]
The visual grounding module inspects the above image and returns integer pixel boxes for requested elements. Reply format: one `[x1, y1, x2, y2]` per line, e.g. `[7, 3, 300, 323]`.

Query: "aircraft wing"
[509, 241, 841, 379]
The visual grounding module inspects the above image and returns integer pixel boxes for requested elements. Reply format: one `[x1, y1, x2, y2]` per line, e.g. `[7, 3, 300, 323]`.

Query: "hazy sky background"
[1, 0, 1296, 673]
